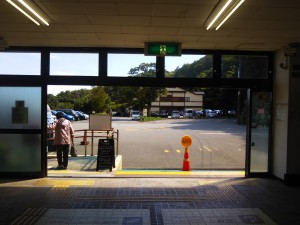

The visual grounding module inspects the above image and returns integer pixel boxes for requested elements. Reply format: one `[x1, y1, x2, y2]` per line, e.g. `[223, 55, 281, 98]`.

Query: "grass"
[140, 116, 165, 122]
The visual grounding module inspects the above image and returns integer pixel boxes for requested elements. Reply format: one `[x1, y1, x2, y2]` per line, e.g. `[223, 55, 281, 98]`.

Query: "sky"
[0, 52, 203, 95]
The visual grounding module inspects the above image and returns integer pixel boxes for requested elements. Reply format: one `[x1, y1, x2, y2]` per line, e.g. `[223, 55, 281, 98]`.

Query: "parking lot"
[66, 117, 246, 170]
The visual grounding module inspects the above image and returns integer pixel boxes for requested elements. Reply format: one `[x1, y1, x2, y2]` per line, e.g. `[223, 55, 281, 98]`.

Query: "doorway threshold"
[48, 155, 244, 178]
[115, 169, 244, 178]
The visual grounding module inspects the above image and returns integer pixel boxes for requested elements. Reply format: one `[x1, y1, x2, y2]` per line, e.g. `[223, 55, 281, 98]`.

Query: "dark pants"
[56, 144, 70, 168]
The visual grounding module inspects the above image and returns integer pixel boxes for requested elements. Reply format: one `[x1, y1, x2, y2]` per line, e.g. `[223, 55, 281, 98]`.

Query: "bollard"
[181, 135, 192, 171]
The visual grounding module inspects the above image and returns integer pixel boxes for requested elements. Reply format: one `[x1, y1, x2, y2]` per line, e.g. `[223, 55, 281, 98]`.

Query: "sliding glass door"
[246, 90, 272, 176]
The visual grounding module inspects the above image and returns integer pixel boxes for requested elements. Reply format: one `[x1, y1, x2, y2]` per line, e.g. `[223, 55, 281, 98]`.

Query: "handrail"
[47, 128, 119, 156]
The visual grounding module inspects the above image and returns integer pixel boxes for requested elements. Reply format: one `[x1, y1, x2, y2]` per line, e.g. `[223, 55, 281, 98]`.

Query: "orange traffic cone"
[181, 135, 192, 171]
[80, 130, 90, 145]
[182, 147, 191, 171]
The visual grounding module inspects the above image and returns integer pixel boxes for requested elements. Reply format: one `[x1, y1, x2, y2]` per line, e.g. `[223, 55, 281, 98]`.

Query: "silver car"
[171, 110, 180, 119]
[131, 111, 140, 120]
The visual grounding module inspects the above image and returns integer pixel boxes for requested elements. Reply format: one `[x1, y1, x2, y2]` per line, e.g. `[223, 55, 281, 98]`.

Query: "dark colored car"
[75, 111, 88, 120]
[52, 110, 74, 121]
[56, 109, 79, 121]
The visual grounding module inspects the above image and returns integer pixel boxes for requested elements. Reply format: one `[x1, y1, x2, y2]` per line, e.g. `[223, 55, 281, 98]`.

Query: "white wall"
[272, 49, 289, 179]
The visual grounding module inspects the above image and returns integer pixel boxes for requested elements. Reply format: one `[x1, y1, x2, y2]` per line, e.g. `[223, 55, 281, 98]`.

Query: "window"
[108, 53, 156, 77]
[222, 55, 269, 79]
[0, 87, 41, 129]
[50, 53, 99, 76]
[0, 52, 41, 75]
[165, 55, 213, 78]
[0, 134, 41, 172]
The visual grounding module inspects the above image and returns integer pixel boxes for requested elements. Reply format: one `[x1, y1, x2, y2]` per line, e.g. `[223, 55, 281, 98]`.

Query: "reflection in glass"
[0, 52, 41, 75]
[222, 55, 268, 79]
[250, 92, 271, 172]
[108, 54, 156, 77]
[0, 87, 41, 129]
[50, 53, 99, 76]
[165, 55, 213, 78]
[0, 134, 41, 172]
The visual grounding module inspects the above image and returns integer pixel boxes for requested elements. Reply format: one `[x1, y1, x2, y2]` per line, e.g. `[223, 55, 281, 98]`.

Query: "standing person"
[48, 111, 75, 169]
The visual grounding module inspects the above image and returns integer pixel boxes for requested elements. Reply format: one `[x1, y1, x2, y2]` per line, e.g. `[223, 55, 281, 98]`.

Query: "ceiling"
[1, 0, 300, 52]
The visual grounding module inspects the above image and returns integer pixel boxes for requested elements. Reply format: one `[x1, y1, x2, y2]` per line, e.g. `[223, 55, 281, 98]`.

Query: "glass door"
[246, 90, 272, 176]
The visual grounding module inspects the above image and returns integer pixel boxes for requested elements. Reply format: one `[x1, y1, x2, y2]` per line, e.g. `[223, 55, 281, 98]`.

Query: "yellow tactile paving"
[34, 179, 95, 188]
[115, 170, 192, 175]
[48, 170, 101, 175]
[115, 170, 245, 177]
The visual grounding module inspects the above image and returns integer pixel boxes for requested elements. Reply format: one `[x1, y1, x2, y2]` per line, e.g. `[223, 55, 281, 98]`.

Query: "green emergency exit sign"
[145, 43, 181, 56]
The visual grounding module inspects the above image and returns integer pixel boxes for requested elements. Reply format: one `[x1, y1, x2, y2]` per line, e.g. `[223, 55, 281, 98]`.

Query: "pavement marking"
[176, 150, 181, 153]
[203, 146, 212, 152]
[164, 150, 169, 153]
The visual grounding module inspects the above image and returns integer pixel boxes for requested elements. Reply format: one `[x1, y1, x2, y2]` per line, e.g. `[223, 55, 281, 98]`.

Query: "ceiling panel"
[0, 0, 299, 51]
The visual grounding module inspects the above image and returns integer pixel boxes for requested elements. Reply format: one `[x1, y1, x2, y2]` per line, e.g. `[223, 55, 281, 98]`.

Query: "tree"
[173, 55, 213, 78]
[128, 62, 156, 77]
[87, 86, 111, 113]
[105, 63, 167, 115]
[48, 88, 91, 111]
[47, 94, 59, 109]
[170, 55, 239, 111]
[128, 63, 166, 114]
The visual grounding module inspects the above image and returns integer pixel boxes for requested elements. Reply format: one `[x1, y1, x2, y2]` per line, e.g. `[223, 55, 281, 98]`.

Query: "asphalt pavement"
[65, 117, 247, 170]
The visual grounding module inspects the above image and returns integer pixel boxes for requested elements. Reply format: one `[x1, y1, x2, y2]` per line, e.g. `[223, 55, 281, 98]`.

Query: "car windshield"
[132, 111, 139, 115]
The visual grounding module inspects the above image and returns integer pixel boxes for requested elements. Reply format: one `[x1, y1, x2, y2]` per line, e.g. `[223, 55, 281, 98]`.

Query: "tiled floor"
[0, 176, 300, 225]
[35, 209, 151, 225]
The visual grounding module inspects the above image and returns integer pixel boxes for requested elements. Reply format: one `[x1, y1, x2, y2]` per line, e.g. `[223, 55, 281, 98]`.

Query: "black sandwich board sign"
[97, 138, 115, 171]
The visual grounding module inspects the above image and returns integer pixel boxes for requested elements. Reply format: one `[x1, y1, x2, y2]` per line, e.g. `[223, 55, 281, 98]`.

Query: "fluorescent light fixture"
[7, 0, 40, 25]
[206, 0, 232, 30]
[6, 0, 49, 26]
[18, 0, 49, 26]
[216, 0, 245, 30]
[206, 0, 245, 30]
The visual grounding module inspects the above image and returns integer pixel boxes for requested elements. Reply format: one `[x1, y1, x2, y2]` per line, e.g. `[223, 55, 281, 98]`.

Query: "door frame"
[0, 47, 274, 178]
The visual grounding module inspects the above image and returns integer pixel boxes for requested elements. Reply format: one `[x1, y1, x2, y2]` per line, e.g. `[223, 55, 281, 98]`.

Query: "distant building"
[150, 87, 204, 115]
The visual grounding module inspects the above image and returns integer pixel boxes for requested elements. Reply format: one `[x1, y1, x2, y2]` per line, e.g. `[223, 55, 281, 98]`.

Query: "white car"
[131, 111, 140, 120]
[171, 110, 180, 119]
[47, 104, 54, 125]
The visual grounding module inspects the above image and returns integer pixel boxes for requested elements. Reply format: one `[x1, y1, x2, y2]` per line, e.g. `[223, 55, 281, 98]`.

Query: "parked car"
[194, 110, 204, 118]
[184, 109, 193, 118]
[57, 109, 80, 121]
[76, 111, 89, 120]
[52, 110, 74, 121]
[159, 110, 168, 117]
[47, 104, 54, 125]
[47, 105, 55, 151]
[131, 111, 140, 120]
[171, 110, 180, 119]
[151, 112, 160, 117]
[228, 109, 237, 116]
[206, 110, 219, 118]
